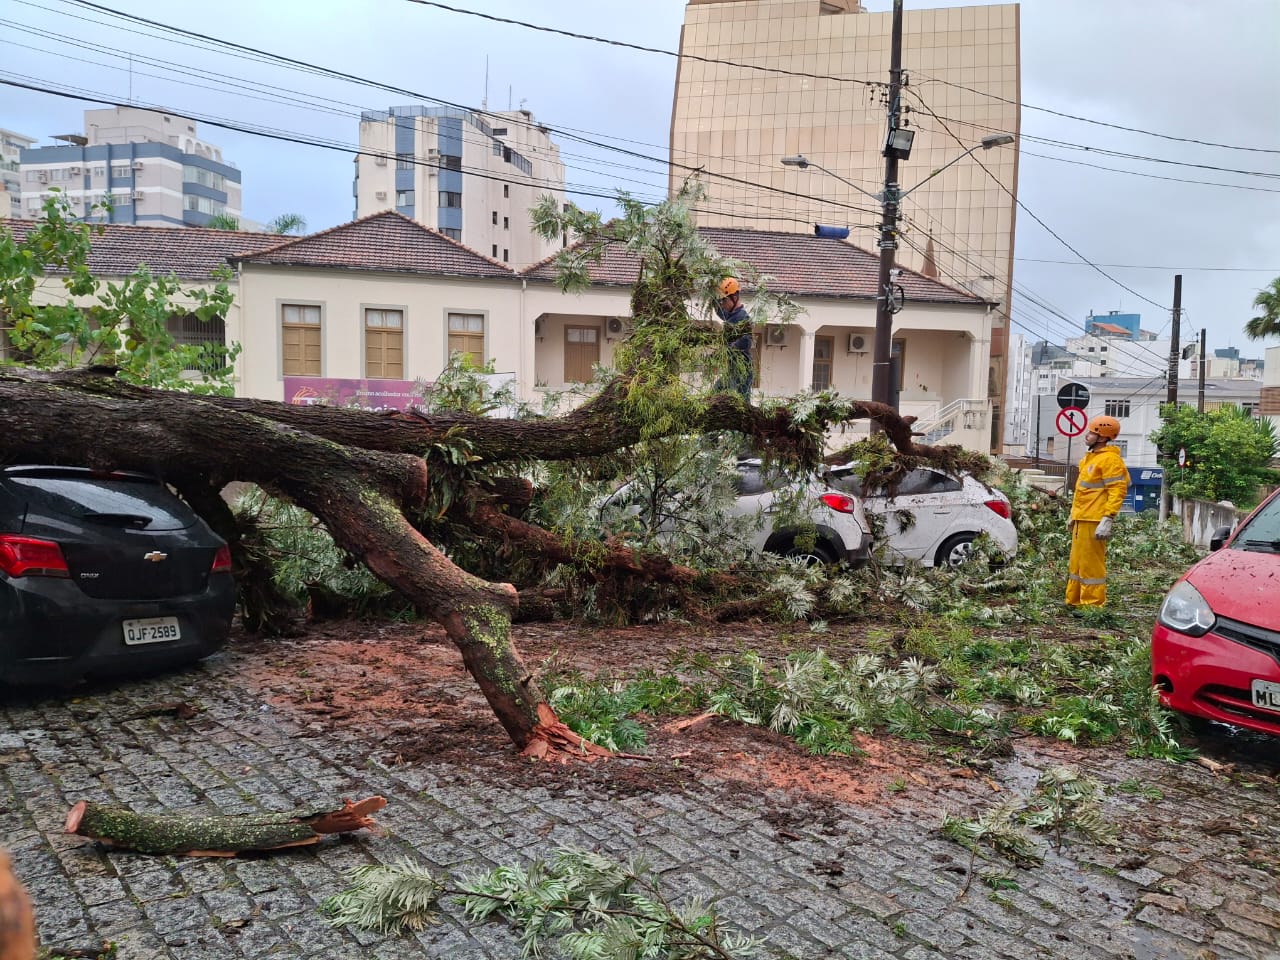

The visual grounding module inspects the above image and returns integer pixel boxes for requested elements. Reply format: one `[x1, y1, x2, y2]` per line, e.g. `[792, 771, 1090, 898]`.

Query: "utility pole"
[1197, 328, 1207, 413]
[1159, 274, 1183, 522]
[870, 0, 905, 410]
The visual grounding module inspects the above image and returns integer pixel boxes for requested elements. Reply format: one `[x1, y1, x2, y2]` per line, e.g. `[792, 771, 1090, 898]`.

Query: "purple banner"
[284, 376, 432, 412]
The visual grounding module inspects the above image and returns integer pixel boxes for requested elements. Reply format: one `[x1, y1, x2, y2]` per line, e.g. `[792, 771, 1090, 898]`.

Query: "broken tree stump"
[64, 796, 386, 856]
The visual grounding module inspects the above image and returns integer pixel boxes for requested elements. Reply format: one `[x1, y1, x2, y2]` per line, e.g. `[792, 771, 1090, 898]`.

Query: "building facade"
[1, 128, 36, 219]
[18, 108, 242, 227]
[670, 0, 1020, 449]
[353, 106, 565, 269]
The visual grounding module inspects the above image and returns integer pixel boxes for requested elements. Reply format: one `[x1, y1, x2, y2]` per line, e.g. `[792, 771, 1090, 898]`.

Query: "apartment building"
[1, 128, 36, 219]
[18, 107, 242, 227]
[353, 106, 566, 269]
[670, 0, 1020, 449]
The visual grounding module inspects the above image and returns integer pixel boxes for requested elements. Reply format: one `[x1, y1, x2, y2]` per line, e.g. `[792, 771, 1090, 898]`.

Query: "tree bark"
[64, 797, 386, 856]
[0, 850, 34, 960]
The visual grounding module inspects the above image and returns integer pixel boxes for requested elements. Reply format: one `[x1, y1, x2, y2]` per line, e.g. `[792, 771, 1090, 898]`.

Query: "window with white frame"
[447, 313, 484, 366]
[281, 303, 321, 376]
[1104, 400, 1130, 418]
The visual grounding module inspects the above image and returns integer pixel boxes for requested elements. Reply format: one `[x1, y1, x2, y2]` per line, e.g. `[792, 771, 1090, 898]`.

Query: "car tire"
[934, 533, 976, 568]
[771, 536, 840, 566]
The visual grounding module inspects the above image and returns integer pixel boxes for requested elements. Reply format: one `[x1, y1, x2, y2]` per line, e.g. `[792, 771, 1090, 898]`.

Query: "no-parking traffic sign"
[1056, 406, 1088, 438]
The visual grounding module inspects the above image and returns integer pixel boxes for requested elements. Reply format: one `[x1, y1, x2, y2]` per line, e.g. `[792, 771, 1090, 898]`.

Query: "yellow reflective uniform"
[1066, 443, 1130, 606]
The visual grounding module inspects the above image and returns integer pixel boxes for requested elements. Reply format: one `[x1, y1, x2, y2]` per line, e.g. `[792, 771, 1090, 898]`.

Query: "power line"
[908, 91, 1171, 314]
[1015, 258, 1280, 273]
[909, 71, 1280, 155]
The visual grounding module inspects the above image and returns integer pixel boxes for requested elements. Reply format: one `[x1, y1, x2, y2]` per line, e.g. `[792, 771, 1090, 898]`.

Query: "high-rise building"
[18, 107, 242, 227]
[1, 128, 36, 219]
[670, 0, 1020, 447]
[353, 106, 566, 269]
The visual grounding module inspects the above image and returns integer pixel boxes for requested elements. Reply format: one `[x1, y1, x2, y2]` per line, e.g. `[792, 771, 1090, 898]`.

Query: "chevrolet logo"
[142, 551, 169, 563]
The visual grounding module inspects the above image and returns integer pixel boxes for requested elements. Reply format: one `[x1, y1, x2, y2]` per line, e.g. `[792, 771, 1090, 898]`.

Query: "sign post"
[1057, 406, 1088, 489]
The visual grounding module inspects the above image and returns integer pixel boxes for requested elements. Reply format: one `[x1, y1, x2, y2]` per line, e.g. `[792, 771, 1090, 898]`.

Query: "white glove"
[1094, 516, 1114, 540]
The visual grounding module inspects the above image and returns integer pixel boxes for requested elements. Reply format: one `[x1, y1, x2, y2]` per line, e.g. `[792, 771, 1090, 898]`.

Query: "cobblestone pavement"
[2, 648, 1278, 960]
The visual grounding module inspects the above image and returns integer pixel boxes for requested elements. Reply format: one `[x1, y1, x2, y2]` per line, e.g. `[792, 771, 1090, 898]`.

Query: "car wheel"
[773, 538, 839, 566]
[934, 533, 976, 567]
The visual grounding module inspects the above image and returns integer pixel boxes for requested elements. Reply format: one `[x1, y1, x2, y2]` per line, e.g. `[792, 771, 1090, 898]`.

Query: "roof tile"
[2, 218, 280, 281]
[230, 210, 516, 279]
[521, 225, 982, 305]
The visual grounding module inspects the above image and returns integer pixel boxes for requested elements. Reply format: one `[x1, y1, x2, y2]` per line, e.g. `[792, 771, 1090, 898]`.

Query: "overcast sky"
[3, 0, 1278, 362]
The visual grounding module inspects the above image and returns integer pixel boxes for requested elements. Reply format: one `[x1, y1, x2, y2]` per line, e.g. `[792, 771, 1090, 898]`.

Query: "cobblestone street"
[3, 642, 1278, 960]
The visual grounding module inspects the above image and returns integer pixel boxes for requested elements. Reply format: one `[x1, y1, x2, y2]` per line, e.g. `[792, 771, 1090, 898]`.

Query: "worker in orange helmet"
[714, 277, 753, 401]
[1065, 414, 1130, 607]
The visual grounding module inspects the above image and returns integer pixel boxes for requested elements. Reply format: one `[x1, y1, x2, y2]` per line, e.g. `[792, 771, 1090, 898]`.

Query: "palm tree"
[1245, 276, 1280, 341]
[205, 213, 308, 235]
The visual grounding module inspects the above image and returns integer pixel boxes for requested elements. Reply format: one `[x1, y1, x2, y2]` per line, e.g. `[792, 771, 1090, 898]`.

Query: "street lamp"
[781, 132, 1015, 411]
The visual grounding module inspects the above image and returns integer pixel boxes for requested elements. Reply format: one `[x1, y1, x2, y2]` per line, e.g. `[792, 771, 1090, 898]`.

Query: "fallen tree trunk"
[64, 797, 387, 856]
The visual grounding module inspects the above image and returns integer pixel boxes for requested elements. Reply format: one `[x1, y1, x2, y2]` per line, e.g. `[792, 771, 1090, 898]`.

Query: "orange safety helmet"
[717, 277, 740, 299]
[1087, 415, 1121, 440]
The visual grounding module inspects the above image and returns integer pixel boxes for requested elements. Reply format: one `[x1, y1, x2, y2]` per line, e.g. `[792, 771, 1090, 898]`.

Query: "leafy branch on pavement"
[323, 848, 762, 959]
[942, 766, 1119, 870]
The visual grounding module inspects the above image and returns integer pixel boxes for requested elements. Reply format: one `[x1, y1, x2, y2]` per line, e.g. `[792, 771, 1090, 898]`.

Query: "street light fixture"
[781, 155, 882, 204]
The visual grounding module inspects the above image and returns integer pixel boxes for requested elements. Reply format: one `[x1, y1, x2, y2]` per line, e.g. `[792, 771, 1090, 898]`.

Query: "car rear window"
[4, 472, 198, 532]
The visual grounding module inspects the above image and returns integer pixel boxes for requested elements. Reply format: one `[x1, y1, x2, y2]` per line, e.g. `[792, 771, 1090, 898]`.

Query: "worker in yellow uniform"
[1066, 415, 1130, 607]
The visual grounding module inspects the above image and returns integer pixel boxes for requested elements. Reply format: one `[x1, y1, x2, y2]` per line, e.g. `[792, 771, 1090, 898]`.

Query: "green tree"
[1245, 276, 1280, 342]
[1149, 403, 1279, 505]
[0, 195, 238, 393]
[206, 212, 308, 234]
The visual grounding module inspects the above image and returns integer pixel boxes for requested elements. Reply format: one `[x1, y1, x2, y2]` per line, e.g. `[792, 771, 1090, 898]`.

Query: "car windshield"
[1233, 493, 1280, 553]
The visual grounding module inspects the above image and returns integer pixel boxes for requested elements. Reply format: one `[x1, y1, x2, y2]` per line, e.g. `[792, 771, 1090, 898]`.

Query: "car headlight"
[1157, 580, 1215, 637]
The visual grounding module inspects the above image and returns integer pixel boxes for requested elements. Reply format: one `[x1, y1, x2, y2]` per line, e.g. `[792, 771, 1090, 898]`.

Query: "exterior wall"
[19, 109, 241, 226]
[353, 107, 565, 269]
[233, 266, 523, 402]
[1, 128, 35, 219]
[671, 0, 1020, 447]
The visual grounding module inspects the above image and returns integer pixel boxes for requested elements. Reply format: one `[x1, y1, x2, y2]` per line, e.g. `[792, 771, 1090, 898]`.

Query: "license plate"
[122, 617, 181, 645]
[1251, 679, 1280, 713]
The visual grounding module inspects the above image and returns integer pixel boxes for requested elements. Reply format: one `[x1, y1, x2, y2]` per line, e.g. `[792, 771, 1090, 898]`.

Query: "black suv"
[0, 466, 236, 686]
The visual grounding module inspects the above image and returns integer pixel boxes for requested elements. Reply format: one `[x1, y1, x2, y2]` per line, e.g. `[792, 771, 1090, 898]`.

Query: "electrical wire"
[907, 91, 1172, 314]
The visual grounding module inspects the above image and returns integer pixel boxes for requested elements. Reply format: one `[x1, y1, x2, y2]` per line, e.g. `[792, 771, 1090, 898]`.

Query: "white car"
[827, 466, 1017, 567]
[597, 459, 873, 566]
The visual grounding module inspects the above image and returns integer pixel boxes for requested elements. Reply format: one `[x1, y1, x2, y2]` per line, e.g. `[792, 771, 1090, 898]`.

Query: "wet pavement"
[2, 647, 1278, 960]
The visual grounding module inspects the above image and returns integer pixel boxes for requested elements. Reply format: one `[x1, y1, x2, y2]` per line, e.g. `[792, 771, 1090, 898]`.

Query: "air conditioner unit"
[375, 190, 387, 201]
[36, 172, 48, 182]
[766, 325, 787, 345]
[848, 334, 867, 352]
[374, 154, 387, 166]
[132, 192, 144, 201]
[132, 161, 144, 170]
[606, 317, 628, 337]
[68, 166, 82, 175]
[427, 148, 439, 158]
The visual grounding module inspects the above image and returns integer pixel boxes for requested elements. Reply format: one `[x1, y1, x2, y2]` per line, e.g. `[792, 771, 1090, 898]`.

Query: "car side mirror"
[1209, 524, 1233, 551]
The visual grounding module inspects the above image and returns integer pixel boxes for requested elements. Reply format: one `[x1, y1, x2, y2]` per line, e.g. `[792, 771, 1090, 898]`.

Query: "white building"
[18, 107, 242, 227]
[353, 106, 565, 270]
[1, 128, 36, 219]
[1026, 375, 1263, 469]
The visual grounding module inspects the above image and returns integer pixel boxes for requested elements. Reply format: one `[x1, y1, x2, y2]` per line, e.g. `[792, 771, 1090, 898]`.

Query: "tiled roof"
[230, 211, 516, 279]
[2, 218, 281, 281]
[521, 225, 983, 306]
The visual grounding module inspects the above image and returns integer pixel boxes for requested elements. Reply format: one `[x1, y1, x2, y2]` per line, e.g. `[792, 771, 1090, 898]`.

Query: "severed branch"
[64, 797, 386, 857]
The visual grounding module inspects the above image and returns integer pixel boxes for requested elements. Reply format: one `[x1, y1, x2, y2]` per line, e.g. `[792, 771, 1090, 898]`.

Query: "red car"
[1151, 486, 1280, 736]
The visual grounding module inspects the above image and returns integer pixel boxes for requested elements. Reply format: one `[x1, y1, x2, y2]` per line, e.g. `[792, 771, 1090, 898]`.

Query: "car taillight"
[210, 544, 233, 574]
[819, 492, 858, 514]
[984, 499, 1011, 519]
[0, 535, 71, 578]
